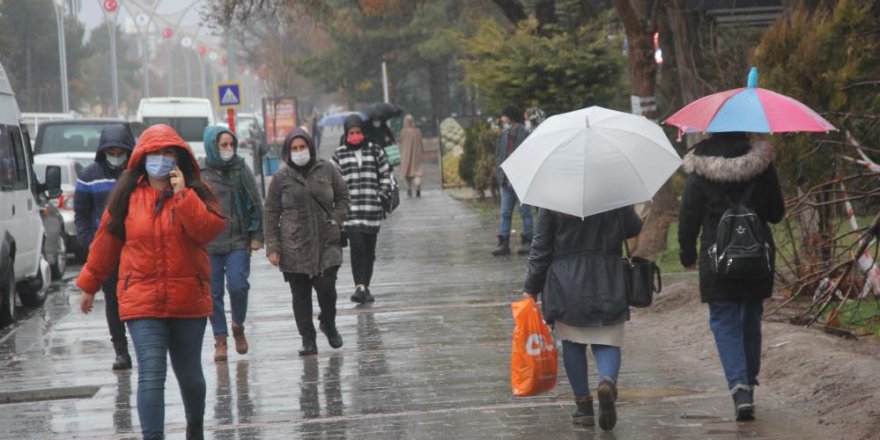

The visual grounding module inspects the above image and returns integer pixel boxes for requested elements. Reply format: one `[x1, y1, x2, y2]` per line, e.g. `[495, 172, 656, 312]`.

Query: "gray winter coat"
[525, 207, 642, 327]
[496, 124, 528, 186]
[202, 162, 263, 255]
[264, 160, 350, 277]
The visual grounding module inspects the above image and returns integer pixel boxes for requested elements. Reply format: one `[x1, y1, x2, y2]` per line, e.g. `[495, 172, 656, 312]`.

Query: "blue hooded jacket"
[73, 124, 135, 249]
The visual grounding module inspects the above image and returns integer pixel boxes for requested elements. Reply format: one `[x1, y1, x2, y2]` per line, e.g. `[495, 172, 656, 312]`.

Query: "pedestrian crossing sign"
[217, 82, 242, 108]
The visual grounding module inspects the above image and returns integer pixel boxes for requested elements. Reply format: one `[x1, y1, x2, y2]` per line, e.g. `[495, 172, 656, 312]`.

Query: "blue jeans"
[709, 300, 763, 390]
[209, 249, 251, 337]
[127, 318, 207, 440]
[562, 340, 621, 398]
[499, 184, 533, 237]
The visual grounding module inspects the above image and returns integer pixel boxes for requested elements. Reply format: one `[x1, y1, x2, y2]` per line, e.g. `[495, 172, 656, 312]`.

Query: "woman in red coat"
[77, 124, 225, 440]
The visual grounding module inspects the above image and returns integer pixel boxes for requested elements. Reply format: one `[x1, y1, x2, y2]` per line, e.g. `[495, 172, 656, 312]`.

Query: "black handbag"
[622, 229, 661, 308]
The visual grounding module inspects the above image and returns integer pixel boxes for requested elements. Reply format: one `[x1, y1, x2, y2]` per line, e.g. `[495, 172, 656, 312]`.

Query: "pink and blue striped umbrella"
[665, 67, 836, 135]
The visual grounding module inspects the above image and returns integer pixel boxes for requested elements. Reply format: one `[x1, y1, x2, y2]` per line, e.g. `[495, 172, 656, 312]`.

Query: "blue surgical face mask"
[145, 154, 176, 178]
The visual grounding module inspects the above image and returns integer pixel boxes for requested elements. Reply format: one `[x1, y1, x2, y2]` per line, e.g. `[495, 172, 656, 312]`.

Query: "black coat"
[678, 136, 785, 303]
[525, 207, 642, 327]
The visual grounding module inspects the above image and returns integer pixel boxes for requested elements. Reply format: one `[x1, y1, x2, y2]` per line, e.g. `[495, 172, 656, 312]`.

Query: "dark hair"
[105, 147, 223, 240]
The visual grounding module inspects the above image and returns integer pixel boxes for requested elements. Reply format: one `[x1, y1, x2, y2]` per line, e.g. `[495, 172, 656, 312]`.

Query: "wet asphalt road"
[0, 128, 826, 439]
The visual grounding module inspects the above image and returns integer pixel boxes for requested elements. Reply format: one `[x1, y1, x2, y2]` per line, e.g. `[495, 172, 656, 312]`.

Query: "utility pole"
[53, 1, 70, 113]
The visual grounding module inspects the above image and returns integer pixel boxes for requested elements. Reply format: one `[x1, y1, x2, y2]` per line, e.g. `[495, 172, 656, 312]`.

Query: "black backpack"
[708, 183, 773, 279]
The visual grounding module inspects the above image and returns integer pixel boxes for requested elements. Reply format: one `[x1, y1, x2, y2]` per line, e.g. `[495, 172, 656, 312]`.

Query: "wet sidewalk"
[0, 145, 825, 439]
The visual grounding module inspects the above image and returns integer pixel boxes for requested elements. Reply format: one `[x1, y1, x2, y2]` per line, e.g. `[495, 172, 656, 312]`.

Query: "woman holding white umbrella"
[507, 106, 682, 431]
[524, 207, 642, 430]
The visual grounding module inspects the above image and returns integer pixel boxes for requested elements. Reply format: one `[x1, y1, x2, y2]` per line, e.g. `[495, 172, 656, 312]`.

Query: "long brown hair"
[105, 147, 223, 240]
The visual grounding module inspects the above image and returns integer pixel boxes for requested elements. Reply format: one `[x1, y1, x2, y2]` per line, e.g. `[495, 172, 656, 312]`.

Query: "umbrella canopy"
[665, 67, 836, 134]
[501, 106, 682, 218]
[318, 111, 366, 127]
[365, 102, 403, 121]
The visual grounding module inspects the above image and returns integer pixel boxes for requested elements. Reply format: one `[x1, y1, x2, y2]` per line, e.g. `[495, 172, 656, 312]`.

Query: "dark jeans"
[286, 266, 340, 341]
[127, 318, 207, 440]
[499, 183, 533, 237]
[709, 299, 764, 390]
[209, 249, 251, 337]
[103, 270, 127, 346]
[562, 341, 622, 399]
[348, 230, 378, 287]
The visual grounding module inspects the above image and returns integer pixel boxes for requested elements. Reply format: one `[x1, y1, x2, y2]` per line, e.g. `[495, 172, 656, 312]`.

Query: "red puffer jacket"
[76, 125, 226, 321]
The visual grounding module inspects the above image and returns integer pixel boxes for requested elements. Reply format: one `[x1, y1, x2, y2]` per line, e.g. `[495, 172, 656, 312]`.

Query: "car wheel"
[49, 234, 66, 280]
[18, 257, 48, 307]
[0, 252, 14, 328]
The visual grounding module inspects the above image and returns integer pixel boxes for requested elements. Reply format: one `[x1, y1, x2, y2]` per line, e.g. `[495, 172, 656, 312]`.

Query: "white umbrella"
[500, 106, 681, 218]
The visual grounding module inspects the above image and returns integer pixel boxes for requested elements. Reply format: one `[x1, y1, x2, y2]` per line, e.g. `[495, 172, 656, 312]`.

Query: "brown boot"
[232, 323, 248, 354]
[214, 336, 228, 362]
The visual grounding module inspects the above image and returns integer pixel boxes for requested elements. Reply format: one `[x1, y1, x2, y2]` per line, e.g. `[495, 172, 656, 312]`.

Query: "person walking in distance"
[398, 114, 424, 198]
[494, 105, 533, 256]
[77, 124, 225, 440]
[678, 132, 784, 422]
[74, 124, 136, 370]
[265, 128, 350, 356]
[332, 115, 392, 304]
[201, 125, 263, 363]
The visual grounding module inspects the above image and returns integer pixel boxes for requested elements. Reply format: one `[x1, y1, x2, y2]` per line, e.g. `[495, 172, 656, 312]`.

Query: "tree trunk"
[614, 0, 675, 259]
[491, 0, 528, 24]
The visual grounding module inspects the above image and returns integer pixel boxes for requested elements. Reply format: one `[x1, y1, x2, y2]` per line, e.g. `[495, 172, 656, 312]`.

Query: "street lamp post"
[100, 0, 120, 117]
[53, 1, 70, 113]
[181, 36, 193, 97]
[135, 13, 151, 99]
[163, 27, 174, 96]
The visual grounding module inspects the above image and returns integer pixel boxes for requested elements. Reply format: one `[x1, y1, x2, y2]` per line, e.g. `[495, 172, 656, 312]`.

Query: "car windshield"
[36, 123, 125, 154]
[33, 163, 79, 184]
[143, 117, 208, 142]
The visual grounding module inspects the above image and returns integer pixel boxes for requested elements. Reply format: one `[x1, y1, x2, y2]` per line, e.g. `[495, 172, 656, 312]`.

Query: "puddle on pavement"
[0, 385, 99, 404]
[619, 387, 698, 401]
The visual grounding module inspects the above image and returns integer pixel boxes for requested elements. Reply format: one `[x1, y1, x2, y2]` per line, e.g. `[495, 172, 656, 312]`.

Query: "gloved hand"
[378, 191, 392, 213]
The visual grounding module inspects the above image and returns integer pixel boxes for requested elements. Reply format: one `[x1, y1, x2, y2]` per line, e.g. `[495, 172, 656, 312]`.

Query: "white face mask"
[290, 150, 311, 166]
[219, 150, 235, 162]
[524, 120, 532, 130]
[106, 154, 127, 169]
[502, 123, 511, 130]
[372, 120, 382, 128]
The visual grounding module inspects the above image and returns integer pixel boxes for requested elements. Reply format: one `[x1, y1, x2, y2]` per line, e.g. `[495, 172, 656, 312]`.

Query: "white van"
[0, 62, 61, 327]
[20, 112, 76, 145]
[136, 97, 215, 160]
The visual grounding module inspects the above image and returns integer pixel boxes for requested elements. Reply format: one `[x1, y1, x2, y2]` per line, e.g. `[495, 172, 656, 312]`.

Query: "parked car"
[32, 119, 145, 168]
[0, 62, 62, 327]
[33, 156, 85, 264]
[20, 112, 76, 146]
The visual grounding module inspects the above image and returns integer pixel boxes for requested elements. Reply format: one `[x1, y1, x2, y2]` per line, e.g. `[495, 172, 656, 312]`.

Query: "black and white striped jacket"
[331, 142, 392, 232]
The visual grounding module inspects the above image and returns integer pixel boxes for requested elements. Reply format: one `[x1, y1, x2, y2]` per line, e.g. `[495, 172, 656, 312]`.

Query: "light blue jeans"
[562, 340, 621, 398]
[127, 318, 207, 440]
[209, 249, 251, 337]
[498, 183, 533, 238]
[709, 299, 763, 390]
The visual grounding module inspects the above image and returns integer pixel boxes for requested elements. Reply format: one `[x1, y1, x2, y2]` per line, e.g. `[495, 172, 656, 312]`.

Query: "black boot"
[597, 378, 618, 431]
[112, 341, 132, 371]
[298, 338, 318, 356]
[517, 234, 532, 255]
[186, 420, 204, 439]
[571, 396, 595, 426]
[492, 235, 511, 256]
[363, 287, 375, 303]
[320, 320, 344, 349]
[407, 188, 413, 198]
[350, 286, 367, 304]
[732, 384, 755, 421]
[416, 185, 421, 198]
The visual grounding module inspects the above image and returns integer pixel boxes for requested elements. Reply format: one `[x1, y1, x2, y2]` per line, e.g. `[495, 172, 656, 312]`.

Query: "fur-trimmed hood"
[683, 139, 774, 183]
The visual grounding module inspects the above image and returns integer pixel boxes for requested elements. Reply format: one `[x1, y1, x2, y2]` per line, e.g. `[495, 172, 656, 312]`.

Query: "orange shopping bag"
[510, 296, 557, 396]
